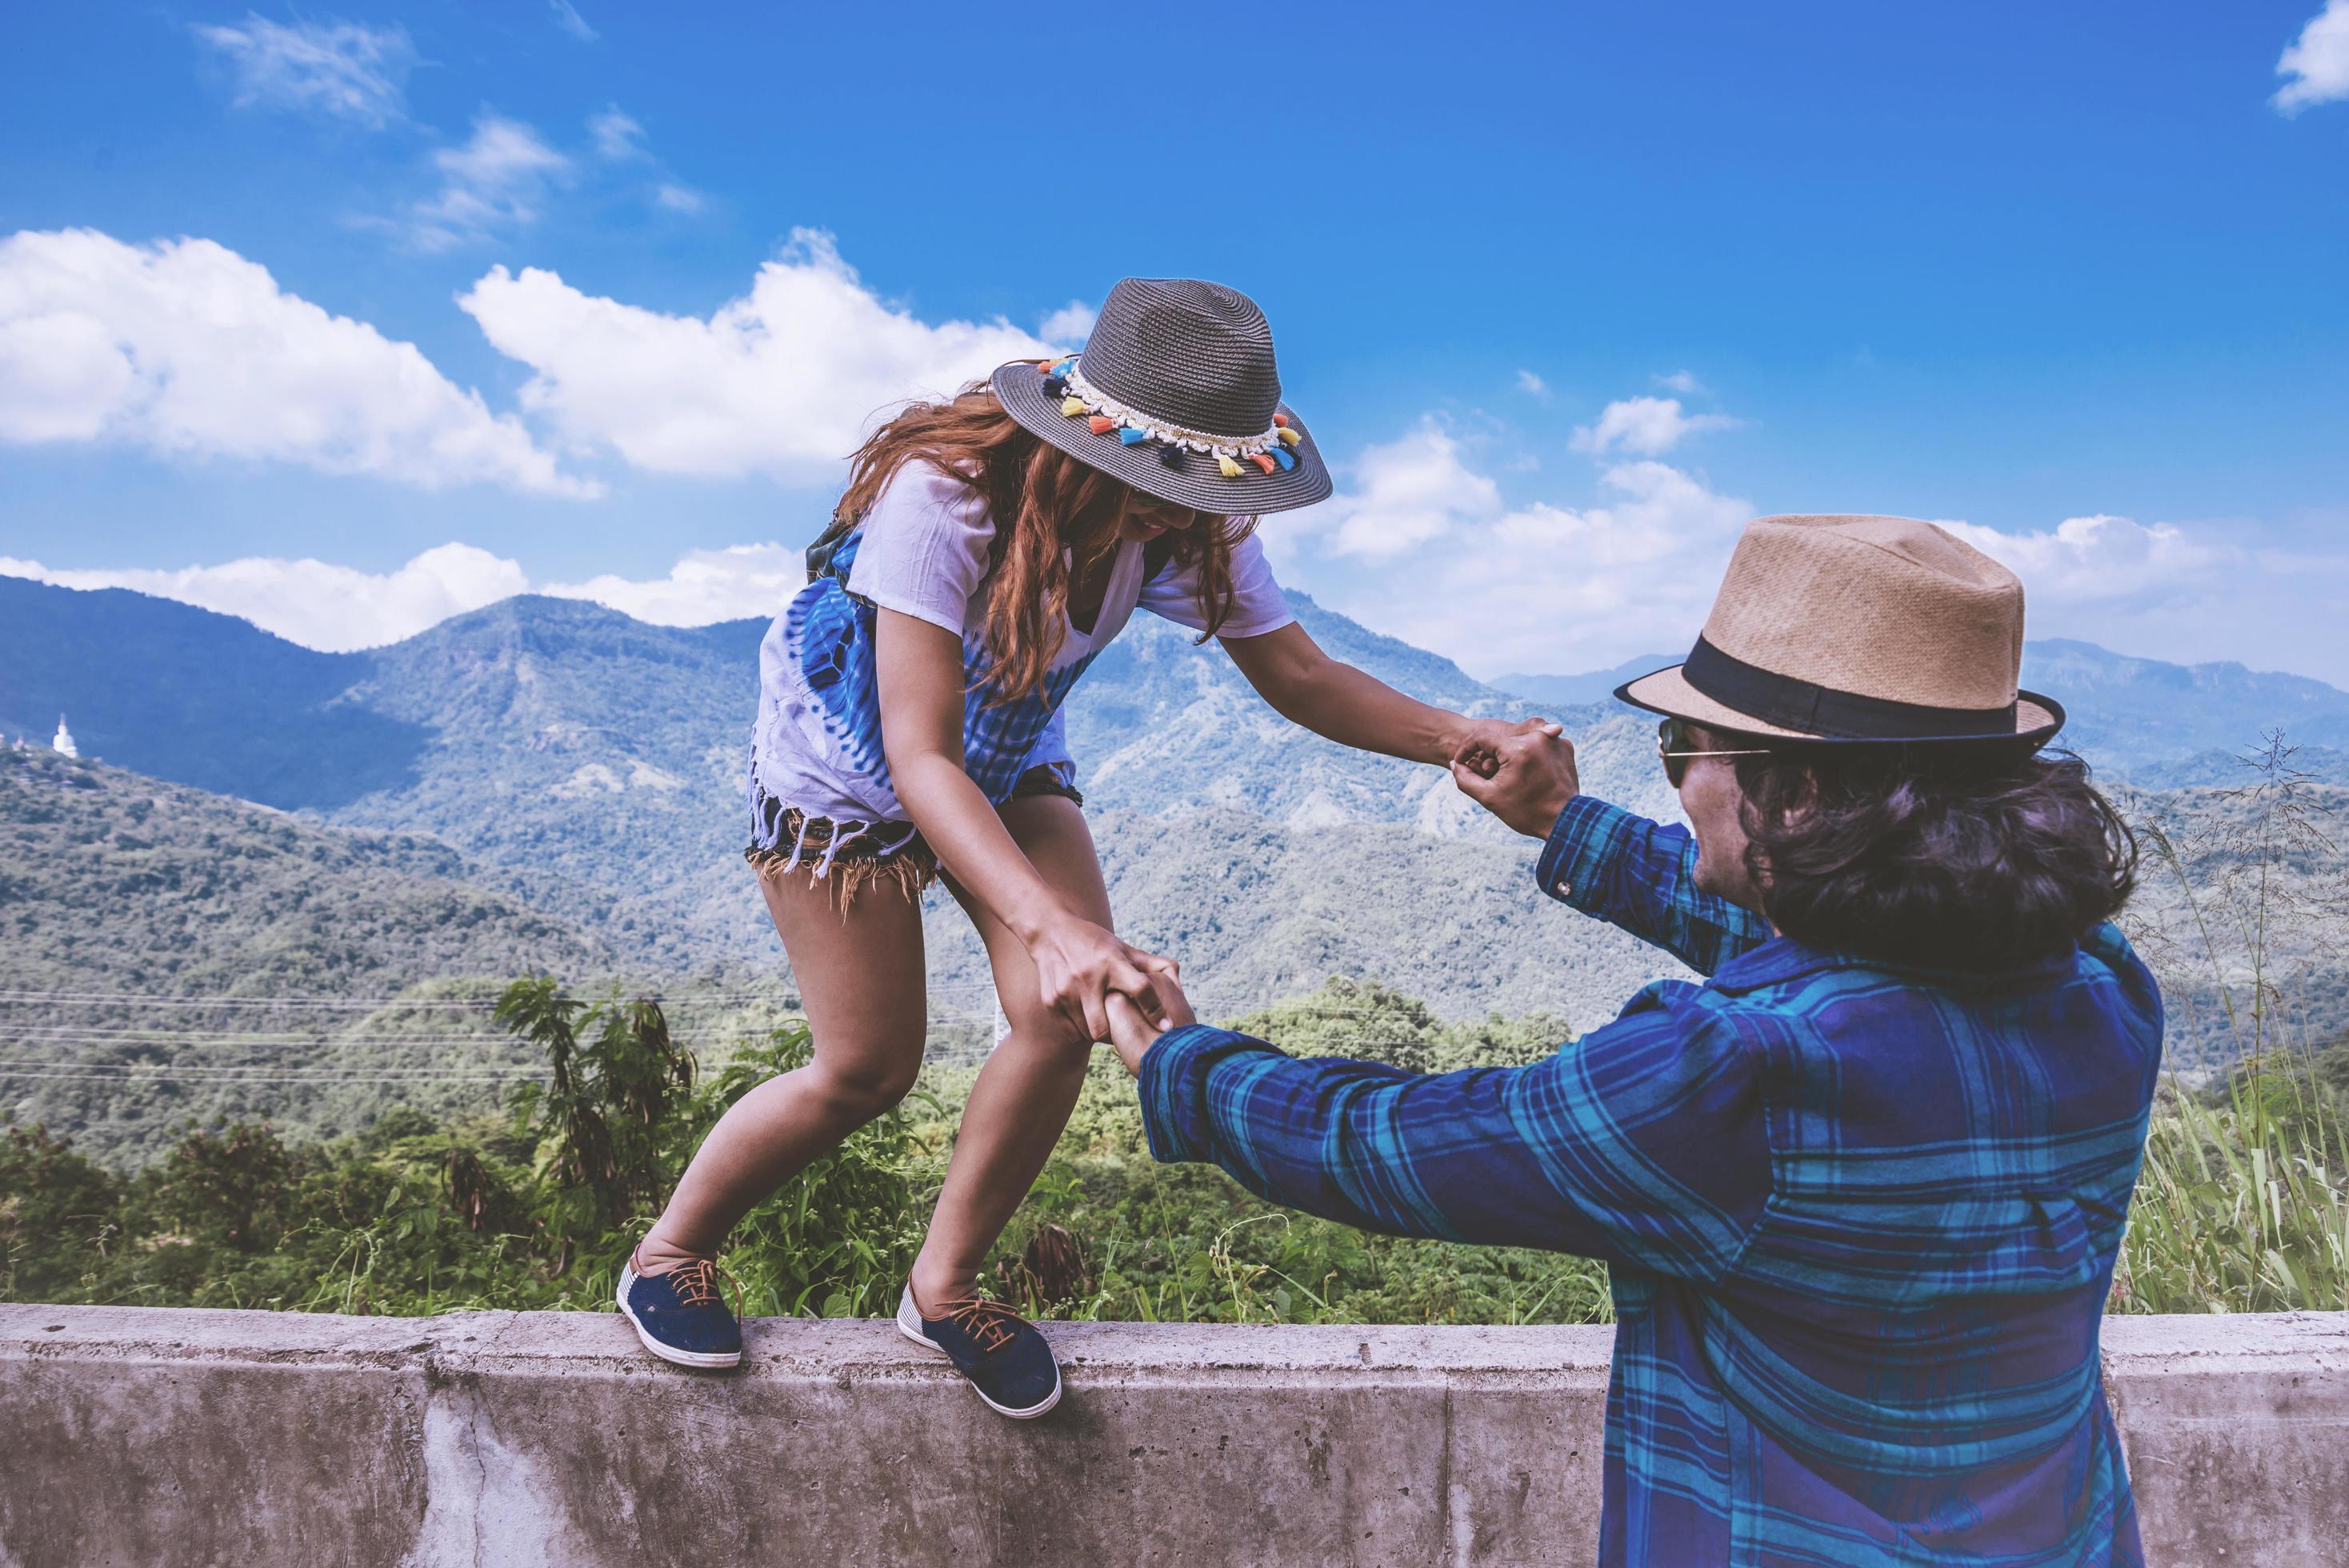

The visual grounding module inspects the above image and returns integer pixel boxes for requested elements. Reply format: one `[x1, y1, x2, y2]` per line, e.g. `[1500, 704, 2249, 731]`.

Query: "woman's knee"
[995, 1012, 1095, 1068]
[806, 1049, 920, 1119]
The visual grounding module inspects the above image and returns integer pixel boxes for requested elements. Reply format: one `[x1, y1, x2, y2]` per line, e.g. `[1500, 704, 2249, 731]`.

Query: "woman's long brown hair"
[817, 385, 1255, 706]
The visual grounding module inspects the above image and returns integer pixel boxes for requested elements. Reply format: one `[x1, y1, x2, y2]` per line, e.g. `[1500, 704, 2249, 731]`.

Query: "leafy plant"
[687, 1025, 930, 1318]
[2114, 732, 2349, 1313]
[495, 977, 694, 1270]
[2115, 1055, 2349, 1313]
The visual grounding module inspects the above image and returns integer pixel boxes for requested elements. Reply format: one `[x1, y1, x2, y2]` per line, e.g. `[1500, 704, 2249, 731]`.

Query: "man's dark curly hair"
[1732, 742, 2137, 970]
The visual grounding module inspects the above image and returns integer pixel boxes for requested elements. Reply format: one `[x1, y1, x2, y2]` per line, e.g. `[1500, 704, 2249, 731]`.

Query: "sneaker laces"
[934, 1295, 1024, 1355]
[636, 1247, 742, 1320]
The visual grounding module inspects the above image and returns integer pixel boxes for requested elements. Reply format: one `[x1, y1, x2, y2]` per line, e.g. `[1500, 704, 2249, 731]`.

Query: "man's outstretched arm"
[1109, 994, 1768, 1280]
[1537, 796, 1771, 977]
[1454, 729, 1771, 977]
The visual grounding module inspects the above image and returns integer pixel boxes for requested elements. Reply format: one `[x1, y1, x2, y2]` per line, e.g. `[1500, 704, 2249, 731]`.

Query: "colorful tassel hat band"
[986, 278, 1332, 514]
[1036, 356, 1303, 478]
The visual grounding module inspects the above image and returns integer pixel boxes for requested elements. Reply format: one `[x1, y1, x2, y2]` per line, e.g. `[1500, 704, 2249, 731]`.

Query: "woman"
[617, 278, 1542, 1417]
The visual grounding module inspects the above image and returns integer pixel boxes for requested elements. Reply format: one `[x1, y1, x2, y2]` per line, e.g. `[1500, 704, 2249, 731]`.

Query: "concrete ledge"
[1, 1305, 2343, 1566]
[2103, 1311, 2349, 1566]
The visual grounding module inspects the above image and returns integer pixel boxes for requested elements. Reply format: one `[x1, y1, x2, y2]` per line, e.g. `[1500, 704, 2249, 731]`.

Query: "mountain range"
[5, 573, 2346, 1159]
[1497, 640, 2349, 778]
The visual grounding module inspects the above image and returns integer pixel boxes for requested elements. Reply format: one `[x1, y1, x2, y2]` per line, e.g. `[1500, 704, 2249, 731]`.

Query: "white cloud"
[0, 539, 806, 651]
[458, 230, 1054, 482]
[1274, 386, 1751, 674]
[2275, 1, 2349, 114]
[587, 109, 643, 160]
[1279, 399, 1756, 672]
[0, 228, 595, 496]
[1569, 395, 1739, 457]
[15, 508, 2341, 682]
[1515, 369, 1549, 398]
[580, 108, 709, 215]
[544, 544, 803, 625]
[1654, 370, 1704, 394]
[0, 545, 529, 653]
[1941, 518, 2349, 681]
[1400, 491, 2327, 687]
[403, 115, 572, 252]
[1039, 300, 1098, 342]
[1377, 460, 1755, 676]
[1279, 410, 2312, 681]
[1311, 447, 2275, 681]
[1939, 514, 2226, 605]
[1295, 422, 1503, 560]
[550, 0, 599, 43]
[194, 14, 414, 127]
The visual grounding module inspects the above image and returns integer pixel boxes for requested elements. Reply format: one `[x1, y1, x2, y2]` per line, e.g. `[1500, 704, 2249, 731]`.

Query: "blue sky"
[3, 2, 2347, 681]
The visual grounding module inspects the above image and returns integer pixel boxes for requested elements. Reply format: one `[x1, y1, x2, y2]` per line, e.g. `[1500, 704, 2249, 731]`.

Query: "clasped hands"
[1090, 715, 1585, 1074]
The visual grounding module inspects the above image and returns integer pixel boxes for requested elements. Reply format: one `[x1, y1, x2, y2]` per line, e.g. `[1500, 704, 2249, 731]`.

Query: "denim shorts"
[744, 763, 1082, 903]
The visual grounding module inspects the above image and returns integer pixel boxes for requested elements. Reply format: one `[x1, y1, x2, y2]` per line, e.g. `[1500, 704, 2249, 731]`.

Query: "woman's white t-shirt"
[750, 462, 1295, 830]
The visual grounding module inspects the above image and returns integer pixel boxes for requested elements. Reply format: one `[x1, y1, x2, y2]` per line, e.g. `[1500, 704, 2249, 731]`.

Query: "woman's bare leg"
[909, 794, 1113, 1310]
[638, 863, 928, 1270]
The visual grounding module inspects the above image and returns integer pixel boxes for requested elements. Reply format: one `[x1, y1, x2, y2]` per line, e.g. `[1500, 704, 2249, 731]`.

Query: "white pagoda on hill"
[52, 715, 78, 758]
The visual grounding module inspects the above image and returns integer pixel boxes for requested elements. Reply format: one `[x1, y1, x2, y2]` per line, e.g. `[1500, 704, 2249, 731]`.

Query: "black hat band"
[1680, 635, 2021, 740]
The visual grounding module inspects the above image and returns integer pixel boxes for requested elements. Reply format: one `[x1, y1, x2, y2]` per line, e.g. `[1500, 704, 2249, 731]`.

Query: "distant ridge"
[6, 574, 2342, 1074]
[1492, 655, 1681, 710]
[1493, 638, 2349, 774]
[30, 574, 2344, 800]
[0, 575, 430, 809]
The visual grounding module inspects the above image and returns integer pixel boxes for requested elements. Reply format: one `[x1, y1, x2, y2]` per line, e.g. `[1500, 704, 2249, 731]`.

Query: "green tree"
[0, 1127, 121, 1301]
[495, 978, 694, 1269]
[685, 1025, 927, 1318]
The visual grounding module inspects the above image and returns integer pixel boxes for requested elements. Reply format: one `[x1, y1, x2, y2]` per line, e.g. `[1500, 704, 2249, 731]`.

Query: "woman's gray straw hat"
[1616, 514, 2066, 746]
[991, 278, 1333, 514]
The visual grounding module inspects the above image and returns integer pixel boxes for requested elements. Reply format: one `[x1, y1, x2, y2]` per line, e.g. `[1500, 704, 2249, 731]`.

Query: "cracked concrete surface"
[2, 1306, 2343, 1565]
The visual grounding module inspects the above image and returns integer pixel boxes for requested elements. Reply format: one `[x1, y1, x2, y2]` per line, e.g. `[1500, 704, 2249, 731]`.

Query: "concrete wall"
[1, 1304, 2343, 1566]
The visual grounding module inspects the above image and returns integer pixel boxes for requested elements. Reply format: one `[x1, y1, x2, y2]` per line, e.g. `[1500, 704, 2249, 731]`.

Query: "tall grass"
[2116, 1066, 2349, 1312]
[2114, 735, 2349, 1314]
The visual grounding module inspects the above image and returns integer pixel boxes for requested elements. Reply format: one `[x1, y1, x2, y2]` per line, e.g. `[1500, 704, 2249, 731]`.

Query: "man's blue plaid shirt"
[1138, 795, 2161, 1566]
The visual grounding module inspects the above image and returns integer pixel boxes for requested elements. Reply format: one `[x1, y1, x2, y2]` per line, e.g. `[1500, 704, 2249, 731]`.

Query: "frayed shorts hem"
[744, 765, 1081, 906]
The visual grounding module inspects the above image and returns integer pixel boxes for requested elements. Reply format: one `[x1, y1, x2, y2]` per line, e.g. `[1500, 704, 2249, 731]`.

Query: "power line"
[0, 981, 1016, 1005]
[0, 983, 1466, 1011]
[0, 1030, 804, 1047]
[0, 1020, 1030, 1050]
[0, 1007, 1540, 1045]
[0, 1071, 542, 1085]
[0, 1065, 538, 1077]
[0, 990, 801, 1009]
[0, 994, 1458, 1026]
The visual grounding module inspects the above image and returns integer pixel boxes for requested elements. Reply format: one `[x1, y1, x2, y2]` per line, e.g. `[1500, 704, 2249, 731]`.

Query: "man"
[1106, 516, 2157, 1566]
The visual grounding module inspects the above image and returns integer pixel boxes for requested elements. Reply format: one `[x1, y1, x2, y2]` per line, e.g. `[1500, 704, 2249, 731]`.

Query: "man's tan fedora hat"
[1615, 514, 2064, 745]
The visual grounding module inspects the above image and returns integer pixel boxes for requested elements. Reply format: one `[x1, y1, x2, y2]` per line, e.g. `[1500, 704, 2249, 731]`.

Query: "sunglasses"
[1656, 718, 1774, 788]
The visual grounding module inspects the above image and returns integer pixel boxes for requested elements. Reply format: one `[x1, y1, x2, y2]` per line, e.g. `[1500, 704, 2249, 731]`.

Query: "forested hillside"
[5, 574, 2347, 1165]
[0, 748, 606, 995]
[0, 748, 614, 1164]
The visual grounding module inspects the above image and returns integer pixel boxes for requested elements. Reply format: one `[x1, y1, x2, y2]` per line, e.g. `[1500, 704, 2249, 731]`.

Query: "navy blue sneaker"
[896, 1285, 1062, 1418]
[618, 1250, 742, 1369]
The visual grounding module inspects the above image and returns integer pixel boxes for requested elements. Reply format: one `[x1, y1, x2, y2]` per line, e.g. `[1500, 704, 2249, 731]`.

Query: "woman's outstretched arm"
[876, 608, 1170, 1040]
[1219, 621, 1553, 769]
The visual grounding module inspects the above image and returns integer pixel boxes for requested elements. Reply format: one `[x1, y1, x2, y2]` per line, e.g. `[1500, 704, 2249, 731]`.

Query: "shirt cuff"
[1212, 606, 1299, 641]
[1534, 794, 1633, 911]
[854, 585, 966, 639]
[1137, 1022, 1262, 1165]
